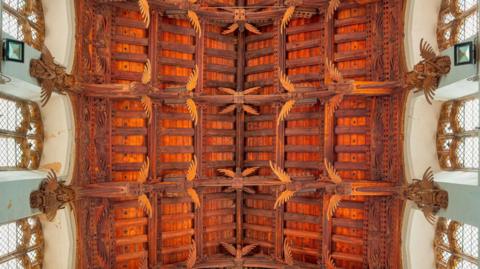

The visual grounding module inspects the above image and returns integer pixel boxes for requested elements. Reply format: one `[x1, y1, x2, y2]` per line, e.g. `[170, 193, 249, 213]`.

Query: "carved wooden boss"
[27, 0, 449, 268]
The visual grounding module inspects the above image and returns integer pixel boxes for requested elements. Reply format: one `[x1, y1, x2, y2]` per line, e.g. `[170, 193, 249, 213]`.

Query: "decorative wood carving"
[406, 39, 451, 104]
[403, 167, 449, 224]
[72, 0, 408, 267]
[30, 170, 76, 221]
[30, 46, 77, 106]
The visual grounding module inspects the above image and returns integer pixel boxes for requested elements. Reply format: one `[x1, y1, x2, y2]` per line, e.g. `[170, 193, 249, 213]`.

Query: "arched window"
[0, 216, 44, 268]
[435, 217, 479, 269]
[437, 0, 478, 50]
[1, 0, 45, 50]
[437, 96, 479, 171]
[0, 93, 43, 170]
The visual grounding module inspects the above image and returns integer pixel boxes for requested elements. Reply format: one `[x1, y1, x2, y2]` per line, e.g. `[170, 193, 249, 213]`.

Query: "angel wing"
[186, 239, 197, 269]
[242, 105, 259, 115]
[281, 6, 295, 33]
[187, 10, 202, 36]
[284, 239, 294, 265]
[325, 251, 337, 269]
[138, 255, 148, 269]
[326, 58, 344, 83]
[242, 86, 260, 95]
[279, 71, 295, 92]
[220, 242, 237, 257]
[186, 65, 198, 92]
[327, 195, 342, 220]
[326, 0, 341, 21]
[218, 87, 237, 95]
[420, 167, 434, 188]
[40, 79, 55, 107]
[141, 95, 153, 124]
[244, 23, 261, 35]
[186, 98, 198, 125]
[219, 104, 237, 114]
[44, 169, 59, 191]
[241, 244, 257, 256]
[218, 168, 236, 178]
[423, 208, 438, 225]
[138, 157, 150, 183]
[138, 194, 153, 218]
[324, 158, 342, 184]
[269, 161, 291, 183]
[422, 75, 438, 105]
[326, 94, 343, 117]
[274, 190, 295, 209]
[41, 46, 55, 67]
[222, 23, 239, 35]
[242, 167, 259, 177]
[277, 100, 296, 126]
[138, 0, 150, 28]
[187, 188, 201, 208]
[141, 59, 151, 84]
[186, 156, 197, 181]
[420, 38, 437, 61]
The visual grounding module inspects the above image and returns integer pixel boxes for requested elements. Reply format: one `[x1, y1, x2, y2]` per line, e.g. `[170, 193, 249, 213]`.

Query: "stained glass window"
[1, 0, 44, 50]
[0, 216, 43, 269]
[435, 218, 479, 269]
[0, 93, 43, 170]
[437, 97, 480, 171]
[437, 0, 479, 50]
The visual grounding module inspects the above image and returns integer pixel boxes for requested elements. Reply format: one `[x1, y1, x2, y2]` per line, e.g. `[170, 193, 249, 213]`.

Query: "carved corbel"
[30, 46, 78, 107]
[30, 169, 76, 221]
[222, 8, 261, 35]
[403, 167, 449, 224]
[406, 39, 451, 104]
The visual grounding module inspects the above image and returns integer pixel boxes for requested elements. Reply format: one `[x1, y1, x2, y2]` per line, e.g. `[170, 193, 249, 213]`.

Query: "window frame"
[437, 0, 478, 51]
[437, 95, 480, 172]
[0, 92, 44, 170]
[1, 0, 45, 50]
[435, 217, 479, 269]
[0, 216, 44, 268]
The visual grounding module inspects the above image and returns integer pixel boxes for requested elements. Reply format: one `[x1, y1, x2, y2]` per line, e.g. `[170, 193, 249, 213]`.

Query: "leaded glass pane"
[459, 13, 479, 41]
[2, 0, 25, 10]
[1, 10, 23, 41]
[457, 136, 480, 169]
[0, 258, 23, 269]
[457, 260, 478, 269]
[0, 97, 23, 132]
[458, 99, 480, 131]
[458, 0, 478, 11]
[456, 223, 479, 257]
[0, 137, 21, 168]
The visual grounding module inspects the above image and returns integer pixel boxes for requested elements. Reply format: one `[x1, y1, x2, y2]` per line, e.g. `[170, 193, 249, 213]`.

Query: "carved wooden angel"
[30, 46, 77, 107]
[404, 167, 448, 224]
[30, 169, 75, 221]
[406, 39, 451, 104]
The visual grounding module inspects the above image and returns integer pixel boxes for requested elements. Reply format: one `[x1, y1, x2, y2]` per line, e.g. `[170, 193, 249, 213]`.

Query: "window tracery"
[437, 96, 479, 171]
[0, 216, 44, 268]
[0, 93, 43, 170]
[1, 0, 45, 50]
[435, 217, 479, 269]
[437, 0, 478, 50]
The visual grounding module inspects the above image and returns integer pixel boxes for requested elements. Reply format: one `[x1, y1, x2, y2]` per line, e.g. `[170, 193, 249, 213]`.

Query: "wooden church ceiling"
[72, 0, 407, 268]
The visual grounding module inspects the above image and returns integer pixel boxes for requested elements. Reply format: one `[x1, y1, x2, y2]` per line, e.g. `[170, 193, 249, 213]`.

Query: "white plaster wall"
[42, 0, 76, 73]
[403, 205, 436, 269]
[404, 0, 442, 70]
[404, 92, 442, 180]
[40, 207, 76, 269]
[39, 94, 75, 181]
